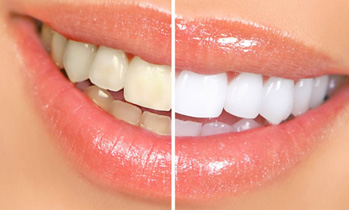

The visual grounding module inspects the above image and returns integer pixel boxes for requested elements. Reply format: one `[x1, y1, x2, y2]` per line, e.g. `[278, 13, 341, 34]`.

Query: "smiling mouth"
[7, 0, 349, 202]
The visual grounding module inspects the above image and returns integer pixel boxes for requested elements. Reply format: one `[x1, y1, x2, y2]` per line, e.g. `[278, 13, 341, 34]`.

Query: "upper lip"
[7, 0, 349, 202]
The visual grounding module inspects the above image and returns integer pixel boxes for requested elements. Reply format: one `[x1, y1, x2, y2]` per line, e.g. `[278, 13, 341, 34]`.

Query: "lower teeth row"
[40, 23, 347, 137]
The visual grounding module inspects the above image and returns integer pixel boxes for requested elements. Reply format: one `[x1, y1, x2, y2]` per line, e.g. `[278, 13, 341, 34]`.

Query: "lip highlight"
[8, 0, 349, 202]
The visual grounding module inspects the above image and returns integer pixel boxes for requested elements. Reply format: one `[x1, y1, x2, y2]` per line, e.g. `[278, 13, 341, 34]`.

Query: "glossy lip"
[7, 0, 349, 202]
[176, 18, 347, 79]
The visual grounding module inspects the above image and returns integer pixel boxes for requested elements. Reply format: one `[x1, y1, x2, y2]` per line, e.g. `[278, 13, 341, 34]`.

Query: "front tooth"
[175, 71, 227, 118]
[309, 75, 329, 108]
[140, 111, 171, 135]
[260, 77, 294, 124]
[175, 119, 202, 137]
[51, 32, 67, 68]
[89, 46, 129, 91]
[124, 56, 171, 111]
[109, 100, 142, 126]
[41, 24, 54, 52]
[231, 119, 261, 132]
[63, 40, 97, 82]
[200, 122, 232, 136]
[84, 85, 113, 111]
[292, 78, 313, 116]
[224, 73, 263, 119]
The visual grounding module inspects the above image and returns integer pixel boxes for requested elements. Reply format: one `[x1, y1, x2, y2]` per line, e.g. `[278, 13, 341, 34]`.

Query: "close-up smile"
[4, 0, 349, 206]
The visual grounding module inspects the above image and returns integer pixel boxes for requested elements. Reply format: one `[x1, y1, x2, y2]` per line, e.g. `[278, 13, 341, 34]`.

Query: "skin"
[0, 0, 348, 210]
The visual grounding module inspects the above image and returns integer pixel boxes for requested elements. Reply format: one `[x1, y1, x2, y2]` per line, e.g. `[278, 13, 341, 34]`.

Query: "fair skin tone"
[0, 0, 348, 210]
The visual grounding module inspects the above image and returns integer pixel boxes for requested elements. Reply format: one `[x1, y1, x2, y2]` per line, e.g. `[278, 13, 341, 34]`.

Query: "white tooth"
[175, 71, 227, 118]
[63, 40, 97, 82]
[260, 77, 294, 124]
[51, 32, 67, 68]
[41, 24, 54, 52]
[224, 73, 263, 119]
[200, 122, 232, 136]
[292, 78, 313, 116]
[124, 56, 171, 111]
[327, 75, 345, 97]
[309, 75, 329, 108]
[175, 119, 202, 137]
[231, 119, 261, 132]
[89, 46, 129, 91]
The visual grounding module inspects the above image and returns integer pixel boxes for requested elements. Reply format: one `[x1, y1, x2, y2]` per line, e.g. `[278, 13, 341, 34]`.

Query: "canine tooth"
[231, 119, 261, 132]
[175, 119, 202, 137]
[309, 75, 329, 108]
[63, 40, 97, 82]
[224, 73, 263, 119]
[51, 32, 67, 68]
[140, 111, 171, 135]
[124, 56, 171, 111]
[84, 85, 113, 111]
[292, 78, 313, 116]
[200, 122, 232, 136]
[109, 100, 142, 126]
[260, 77, 294, 124]
[41, 24, 54, 52]
[89, 46, 129, 91]
[327, 75, 345, 97]
[176, 71, 227, 118]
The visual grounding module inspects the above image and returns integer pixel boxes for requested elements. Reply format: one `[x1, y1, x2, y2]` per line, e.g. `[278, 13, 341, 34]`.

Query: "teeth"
[43, 26, 345, 136]
[200, 122, 232, 136]
[124, 56, 171, 111]
[231, 119, 261, 132]
[89, 46, 129, 91]
[140, 111, 171, 135]
[292, 79, 314, 116]
[84, 85, 113, 111]
[40, 24, 54, 52]
[109, 100, 142, 126]
[51, 32, 67, 68]
[327, 75, 345, 97]
[175, 119, 202, 137]
[309, 75, 329, 108]
[175, 71, 227, 118]
[260, 77, 294, 124]
[63, 40, 97, 82]
[224, 73, 263, 119]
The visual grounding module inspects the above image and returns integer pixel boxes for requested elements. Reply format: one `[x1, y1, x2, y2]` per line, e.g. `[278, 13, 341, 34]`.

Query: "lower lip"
[12, 17, 349, 201]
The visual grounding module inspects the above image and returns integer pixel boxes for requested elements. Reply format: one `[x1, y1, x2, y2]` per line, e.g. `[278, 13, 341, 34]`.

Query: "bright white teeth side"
[63, 40, 97, 82]
[175, 71, 228, 118]
[124, 56, 171, 111]
[224, 73, 263, 119]
[89, 46, 129, 91]
[51, 32, 67, 69]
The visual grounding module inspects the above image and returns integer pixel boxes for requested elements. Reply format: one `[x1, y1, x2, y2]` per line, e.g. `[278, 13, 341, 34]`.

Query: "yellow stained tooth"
[89, 46, 129, 92]
[109, 100, 142, 126]
[84, 86, 113, 111]
[140, 111, 171, 135]
[51, 32, 67, 69]
[63, 40, 97, 83]
[41, 24, 54, 52]
[124, 56, 171, 111]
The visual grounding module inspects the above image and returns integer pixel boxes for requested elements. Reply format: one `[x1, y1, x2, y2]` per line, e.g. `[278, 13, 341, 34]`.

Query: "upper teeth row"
[41, 24, 171, 111]
[176, 71, 341, 125]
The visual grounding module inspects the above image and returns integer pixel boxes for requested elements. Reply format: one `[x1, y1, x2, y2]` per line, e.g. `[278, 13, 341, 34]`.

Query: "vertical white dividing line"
[171, 0, 176, 208]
